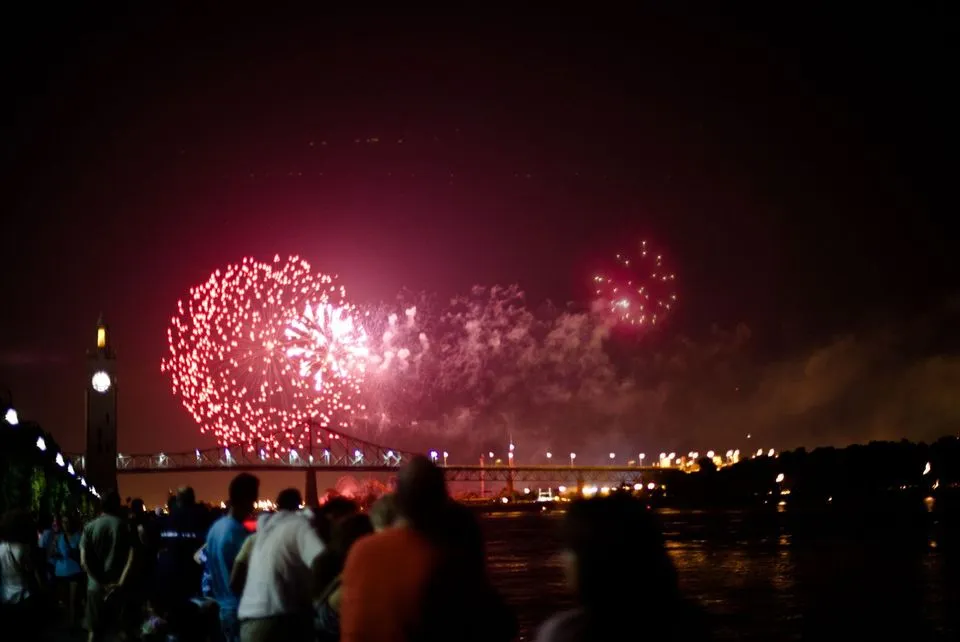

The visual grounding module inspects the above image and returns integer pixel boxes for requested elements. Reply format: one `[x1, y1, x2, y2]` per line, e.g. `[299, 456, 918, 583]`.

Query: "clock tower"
[85, 315, 118, 494]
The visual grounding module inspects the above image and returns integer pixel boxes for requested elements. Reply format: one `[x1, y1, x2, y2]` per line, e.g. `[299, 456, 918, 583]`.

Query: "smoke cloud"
[361, 289, 960, 457]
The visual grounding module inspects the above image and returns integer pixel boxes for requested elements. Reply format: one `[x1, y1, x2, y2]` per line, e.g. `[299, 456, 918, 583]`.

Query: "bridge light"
[776, 473, 785, 483]
[3, 408, 18, 426]
[609, 452, 615, 460]
[768, 448, 776, 457]
[354, 449, 362, 458]
[523, 488, 530, 494]
[443, 451, 448, 466]
[546, 452, 552, 459]
[67, 463, 75, 476]
[36, 436, 46, 451]
[634, 483, 643, 491]
[290, 450, 299, 463]
[259, 449, 266, 460]
[195, 449, 201, 460]
[923, 462, 931, 475]
[706, 450, 715, 459]
[80, 477, 87, 487]
[387, 450, 394, 458]
[488, 451, 494, 459]
[648, 482, 656, 490]
[509, 443, 515, 452]
[639, 453, 645, 461]
[55, 453, 64, 467]
[429, 450, 438, 461]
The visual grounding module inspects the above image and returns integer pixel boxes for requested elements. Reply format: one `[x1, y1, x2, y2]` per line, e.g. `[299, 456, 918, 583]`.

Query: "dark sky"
[1, 8, 954, 501]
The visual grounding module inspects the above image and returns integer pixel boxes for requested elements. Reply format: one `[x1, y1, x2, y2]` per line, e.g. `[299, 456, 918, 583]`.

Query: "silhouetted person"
[155, 486, 209, 640]
[81, 491, 136, 642]
[368, 493, 400, 532]
[314, 514, 374, 642]
[207, 473, 260, 642]
[0, 509, 43, 633]
[54, 514, 85, 630]
[417, 500, 517, 642]
[535, 493, 709, 642]
[314, 496, 359, 544]
[340, 455, 515, 642]
[236, 488, 326, 642]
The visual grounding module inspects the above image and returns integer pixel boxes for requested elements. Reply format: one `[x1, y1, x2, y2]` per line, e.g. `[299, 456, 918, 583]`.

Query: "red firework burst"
[592, 240, 677, 327]
[160, 255, 367, 455]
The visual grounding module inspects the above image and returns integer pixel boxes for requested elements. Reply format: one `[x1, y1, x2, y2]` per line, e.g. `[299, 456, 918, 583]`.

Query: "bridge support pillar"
[506, 469, 515, 496]
[576, 475, 584, 496]
[305, 468, 319, 508]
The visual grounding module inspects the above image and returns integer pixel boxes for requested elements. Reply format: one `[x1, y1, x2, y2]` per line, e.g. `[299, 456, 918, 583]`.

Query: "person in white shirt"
[1, 509, 42, 625]
[236, 489, 325, 642]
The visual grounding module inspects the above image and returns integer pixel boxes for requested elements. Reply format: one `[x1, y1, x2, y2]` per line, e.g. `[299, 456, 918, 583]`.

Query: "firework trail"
[593, 239, 677, 328]
[161, 255, 367, 455]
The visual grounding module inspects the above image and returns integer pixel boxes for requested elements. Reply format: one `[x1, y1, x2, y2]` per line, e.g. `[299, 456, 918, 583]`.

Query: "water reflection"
[481, 508, 954, 641]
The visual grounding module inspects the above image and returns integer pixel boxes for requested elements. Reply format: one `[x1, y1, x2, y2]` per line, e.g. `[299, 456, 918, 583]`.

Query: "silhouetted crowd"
[0, 455, 707, 641]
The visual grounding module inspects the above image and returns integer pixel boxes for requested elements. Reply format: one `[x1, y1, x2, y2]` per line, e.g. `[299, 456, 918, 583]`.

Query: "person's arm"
[297, 523, 327, 595]
[229, 534, 256, 595]
[79, 528, 106, 586]
[115, 544, 136, 589]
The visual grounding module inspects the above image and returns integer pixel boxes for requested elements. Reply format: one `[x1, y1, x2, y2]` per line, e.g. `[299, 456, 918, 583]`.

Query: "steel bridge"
[68, 424, 663, 504]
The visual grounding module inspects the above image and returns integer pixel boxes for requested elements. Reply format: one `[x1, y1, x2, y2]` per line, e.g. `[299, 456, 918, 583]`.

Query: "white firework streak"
[284, 302, 369, 391]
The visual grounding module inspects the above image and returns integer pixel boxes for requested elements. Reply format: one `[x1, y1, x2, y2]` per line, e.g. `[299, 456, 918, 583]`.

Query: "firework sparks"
[592, 239, 677, 327]
[160, 255, 367, 455]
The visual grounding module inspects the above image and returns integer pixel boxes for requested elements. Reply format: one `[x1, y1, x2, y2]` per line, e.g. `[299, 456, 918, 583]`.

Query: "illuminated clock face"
[91, 371, 112, 394]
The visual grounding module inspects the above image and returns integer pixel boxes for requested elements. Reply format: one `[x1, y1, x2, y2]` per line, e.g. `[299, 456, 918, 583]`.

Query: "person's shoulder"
[535, 609, 586, 642]
[359, 526, 424, 557]
[344, 528, 390, 560]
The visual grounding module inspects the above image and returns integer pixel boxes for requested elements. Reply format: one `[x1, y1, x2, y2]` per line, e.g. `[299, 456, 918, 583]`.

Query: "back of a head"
[276, 488, 303, 511]
[564, 494, 680, 615]
[320, 496, 358, 522]
[177, 486, 196, 508]
[369, 493, 399, 530]
[331, 513, 374, 558]
[0, 509, 35, 544]
[229, 473, 260, 512]
[102, 490, 124, 516]
[397, 455, 448, 531]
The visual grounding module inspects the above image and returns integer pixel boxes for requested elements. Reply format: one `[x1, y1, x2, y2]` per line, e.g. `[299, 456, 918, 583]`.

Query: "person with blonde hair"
[368, 494, 400, 532]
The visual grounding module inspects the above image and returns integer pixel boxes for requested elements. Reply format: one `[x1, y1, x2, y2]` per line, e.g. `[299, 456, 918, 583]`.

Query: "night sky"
[1, 8, 954, 502]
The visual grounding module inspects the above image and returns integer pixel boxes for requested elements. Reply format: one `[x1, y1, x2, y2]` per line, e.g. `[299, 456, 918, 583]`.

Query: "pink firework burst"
[160, 255, 367, 455]
[592, 240, 678, 328]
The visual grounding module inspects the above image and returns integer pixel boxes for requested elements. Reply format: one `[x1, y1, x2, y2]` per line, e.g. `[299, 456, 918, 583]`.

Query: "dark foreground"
[40, 507, 959, 641]
[484, 508, 960, 641]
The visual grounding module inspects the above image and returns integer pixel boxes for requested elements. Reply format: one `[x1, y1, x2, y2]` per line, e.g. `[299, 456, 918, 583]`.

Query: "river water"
[481, 509, 958, 641]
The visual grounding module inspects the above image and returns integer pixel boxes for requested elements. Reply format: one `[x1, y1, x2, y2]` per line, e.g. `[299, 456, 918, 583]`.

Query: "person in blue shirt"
[54, 514, 85, 629]
[205, 473, 259, 642]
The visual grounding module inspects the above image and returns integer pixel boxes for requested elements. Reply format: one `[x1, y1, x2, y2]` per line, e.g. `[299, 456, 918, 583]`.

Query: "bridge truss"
[68, 422, 659, 484]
